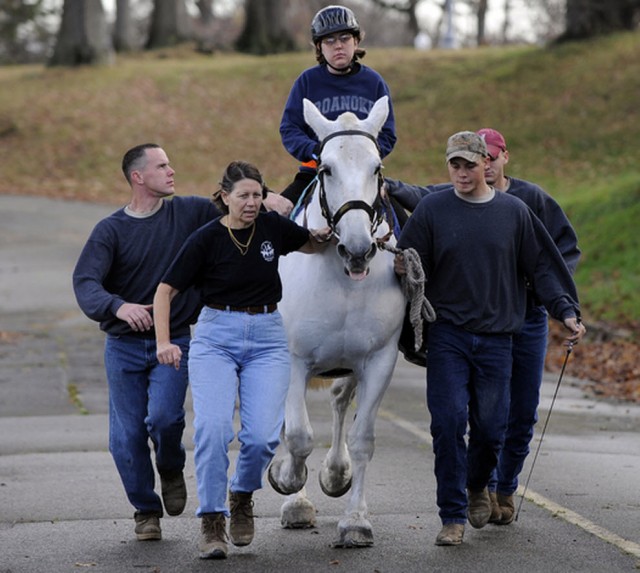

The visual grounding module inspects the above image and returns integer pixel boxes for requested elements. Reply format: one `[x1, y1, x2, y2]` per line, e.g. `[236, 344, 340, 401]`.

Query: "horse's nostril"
[337, 244, 347, 258]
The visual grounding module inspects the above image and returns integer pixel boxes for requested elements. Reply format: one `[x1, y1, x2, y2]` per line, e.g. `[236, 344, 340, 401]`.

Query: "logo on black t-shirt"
[260, 241, 275, 262]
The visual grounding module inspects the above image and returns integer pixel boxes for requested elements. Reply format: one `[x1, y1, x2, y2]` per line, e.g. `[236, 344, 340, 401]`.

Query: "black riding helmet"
[311, 5, 361, 44]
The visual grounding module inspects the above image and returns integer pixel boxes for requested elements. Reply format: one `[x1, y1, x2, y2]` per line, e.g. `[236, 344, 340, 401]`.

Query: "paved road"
[1, 195, 639, 572]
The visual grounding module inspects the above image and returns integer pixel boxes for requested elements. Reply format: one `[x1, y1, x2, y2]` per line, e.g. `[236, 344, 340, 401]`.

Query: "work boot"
[488, 491, 502, 524]
[496, 493, 515, 525]
[466, 487, 491, 529]
[435, 523, 464, 546]
[160, 471, 187, 516]
[229, 491, 255, 546]
[199, 513, 228, 559]
[134, 512, 162, 541]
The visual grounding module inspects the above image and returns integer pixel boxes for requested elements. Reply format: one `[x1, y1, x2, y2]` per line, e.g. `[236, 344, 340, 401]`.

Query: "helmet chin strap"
[326, 59, 354, 74]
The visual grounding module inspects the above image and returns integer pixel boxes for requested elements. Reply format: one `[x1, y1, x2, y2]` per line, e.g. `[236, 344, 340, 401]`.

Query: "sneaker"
[435, 523, 464, 546]
[134, 513, 162, 541]
[160, 471, 187, 516]
[488, 491, 502, 524]
[467, 488, 491, 529]
[229, 491, 254, 546]
[199, 513, 228, 559]
[496, 493, 515, 525]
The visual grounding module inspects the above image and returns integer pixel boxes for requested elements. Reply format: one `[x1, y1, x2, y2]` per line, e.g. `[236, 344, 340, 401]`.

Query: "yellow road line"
[378, 406, 640, 561]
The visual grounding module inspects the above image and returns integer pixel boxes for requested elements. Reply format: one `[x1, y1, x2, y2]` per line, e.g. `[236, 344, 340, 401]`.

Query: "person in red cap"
[388, 128, 581, 529]
[476, 127, 581, 525]
[395, 130, 585, 547]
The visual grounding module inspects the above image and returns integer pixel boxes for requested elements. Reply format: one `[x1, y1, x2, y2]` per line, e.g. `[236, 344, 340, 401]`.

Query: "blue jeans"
[426, 322, 512, 524]
[104, 334, 190, 515]
[489, 306, 548, 496]
[188, 306, 291, 517]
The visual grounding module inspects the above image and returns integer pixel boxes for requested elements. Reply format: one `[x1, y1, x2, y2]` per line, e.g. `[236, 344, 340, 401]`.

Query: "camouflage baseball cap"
[445, 131, 488, 163]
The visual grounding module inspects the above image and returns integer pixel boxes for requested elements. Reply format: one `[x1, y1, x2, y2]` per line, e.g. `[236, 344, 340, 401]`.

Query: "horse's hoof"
[268, 461, 308, 495]
[281, 496, 317, 529]
[318, 471, 352, 498]
[331, 528, 374, 548]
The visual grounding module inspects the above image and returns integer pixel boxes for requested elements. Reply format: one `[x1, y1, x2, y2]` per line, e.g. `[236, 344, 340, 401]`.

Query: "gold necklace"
[226, 219, 255, 256]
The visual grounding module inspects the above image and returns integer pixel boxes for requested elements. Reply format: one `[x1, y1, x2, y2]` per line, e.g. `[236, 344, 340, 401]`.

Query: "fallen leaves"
[546, 321, 640, 403]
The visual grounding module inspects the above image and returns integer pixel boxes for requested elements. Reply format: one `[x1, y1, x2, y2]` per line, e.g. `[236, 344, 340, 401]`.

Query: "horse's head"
[303, 96, 389, 281]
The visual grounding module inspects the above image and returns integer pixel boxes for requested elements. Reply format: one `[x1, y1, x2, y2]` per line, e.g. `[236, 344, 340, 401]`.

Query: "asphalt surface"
[0, 194, 639, 573]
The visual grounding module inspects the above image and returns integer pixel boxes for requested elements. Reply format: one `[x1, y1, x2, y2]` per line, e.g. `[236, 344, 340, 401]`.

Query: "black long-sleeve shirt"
[397, 189, 580, 334]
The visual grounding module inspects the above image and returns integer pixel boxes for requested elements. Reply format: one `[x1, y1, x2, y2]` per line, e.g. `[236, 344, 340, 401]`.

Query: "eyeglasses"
[321, 33, 354, 46]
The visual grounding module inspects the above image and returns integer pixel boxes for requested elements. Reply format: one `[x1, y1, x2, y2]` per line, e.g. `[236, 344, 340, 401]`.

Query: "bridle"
[316, 129, 386, 236]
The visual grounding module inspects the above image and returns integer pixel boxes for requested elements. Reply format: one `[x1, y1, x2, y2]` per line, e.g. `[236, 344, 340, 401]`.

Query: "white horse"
[268, 96, 406, 547]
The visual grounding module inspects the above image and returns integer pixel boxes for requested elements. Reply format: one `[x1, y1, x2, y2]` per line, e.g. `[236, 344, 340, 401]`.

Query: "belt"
[207, 303, 277, 315]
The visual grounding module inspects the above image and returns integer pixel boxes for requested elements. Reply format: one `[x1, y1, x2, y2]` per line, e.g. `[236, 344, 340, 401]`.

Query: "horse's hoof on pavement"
[268, 461, 308, 495]
[331, 528, 374, 548]
[318, 471, 352, 498]
[281, 496, 317, 529]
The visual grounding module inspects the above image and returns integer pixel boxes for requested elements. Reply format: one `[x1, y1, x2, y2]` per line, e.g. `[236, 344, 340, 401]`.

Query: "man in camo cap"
[396, 131, 586, 547]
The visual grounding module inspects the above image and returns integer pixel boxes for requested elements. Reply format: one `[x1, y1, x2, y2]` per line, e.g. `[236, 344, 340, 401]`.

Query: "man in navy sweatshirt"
[73, 143, 219, 541]
[396, 131, 585, 547]
[387, 128, 581, 526]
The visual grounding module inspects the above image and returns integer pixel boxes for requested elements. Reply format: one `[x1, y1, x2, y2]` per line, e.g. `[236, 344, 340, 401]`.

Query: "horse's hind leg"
[319, 375, 356, 498]
[280, 487, 317, 529]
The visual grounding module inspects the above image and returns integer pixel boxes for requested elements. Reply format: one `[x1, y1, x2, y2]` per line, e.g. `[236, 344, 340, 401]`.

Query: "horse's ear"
[303, 98, 332, 140]
[362, 96, 389, 136]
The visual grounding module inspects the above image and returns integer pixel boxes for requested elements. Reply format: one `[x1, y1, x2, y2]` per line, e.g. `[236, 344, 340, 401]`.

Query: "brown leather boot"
[229, 491, 255, 546]
[489, 491, 502, 524]
[497, 493, 515, 525]
[199, 513, 228, 559]
[466, 487, 491, 529]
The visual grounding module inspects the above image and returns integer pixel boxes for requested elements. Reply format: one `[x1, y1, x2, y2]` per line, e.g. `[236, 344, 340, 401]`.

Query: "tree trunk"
[113, 0, 135, 52]
[48, 0, 113, 66]
[146, 0, 192, 49]
[477, 0, 488, 45]
[561, 0, 640, 41]
[194, 0, 216, 53]
[236, 0, 295, 55]
[501, 0, 511, 44]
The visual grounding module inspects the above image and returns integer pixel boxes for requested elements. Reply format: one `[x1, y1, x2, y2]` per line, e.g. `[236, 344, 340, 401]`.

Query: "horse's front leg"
[332, 352, 396, 548]
[268, 358, 313, 496]
[319, 375, 357, 498]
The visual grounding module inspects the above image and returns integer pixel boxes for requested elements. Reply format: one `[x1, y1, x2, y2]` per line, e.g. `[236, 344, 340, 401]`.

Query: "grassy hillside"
[0, 32, 638, 332]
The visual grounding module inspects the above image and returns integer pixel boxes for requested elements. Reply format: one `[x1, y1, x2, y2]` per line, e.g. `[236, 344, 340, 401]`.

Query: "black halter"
[316, 130, 385, 233]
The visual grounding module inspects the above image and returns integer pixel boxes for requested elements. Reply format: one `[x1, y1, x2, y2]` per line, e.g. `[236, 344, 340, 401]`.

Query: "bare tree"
[146, 0, 191, 49]
[194, 0, 216, 52]
[476, 0, 488, 44]
[0, 0, 57, 64]
[235, 0, 295, 55]
[370, 0, 422, 38]
[48, 0, 113, 66]
[113, 0, 135, 52]
[560, 0, 640, 41]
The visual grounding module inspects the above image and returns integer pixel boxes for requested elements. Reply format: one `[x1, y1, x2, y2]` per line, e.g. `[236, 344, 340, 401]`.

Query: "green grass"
[0, 34, 638, 331]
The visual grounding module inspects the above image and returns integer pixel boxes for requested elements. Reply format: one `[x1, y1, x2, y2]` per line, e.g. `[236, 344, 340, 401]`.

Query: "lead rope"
[380, 243, 436, 349]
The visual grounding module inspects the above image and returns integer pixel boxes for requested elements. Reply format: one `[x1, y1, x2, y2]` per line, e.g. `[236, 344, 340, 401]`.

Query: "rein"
[316, 129, 385, 236]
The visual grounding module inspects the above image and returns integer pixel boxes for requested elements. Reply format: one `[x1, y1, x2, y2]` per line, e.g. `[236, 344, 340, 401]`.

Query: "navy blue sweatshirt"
[397, 189, 581, 334]
[386, 177, 581, 273]
[280, 62, 396, 165]
[73, 196, 219, 338]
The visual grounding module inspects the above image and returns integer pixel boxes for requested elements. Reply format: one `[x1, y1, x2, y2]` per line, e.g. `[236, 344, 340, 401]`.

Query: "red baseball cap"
[477, 128, 507, 158]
